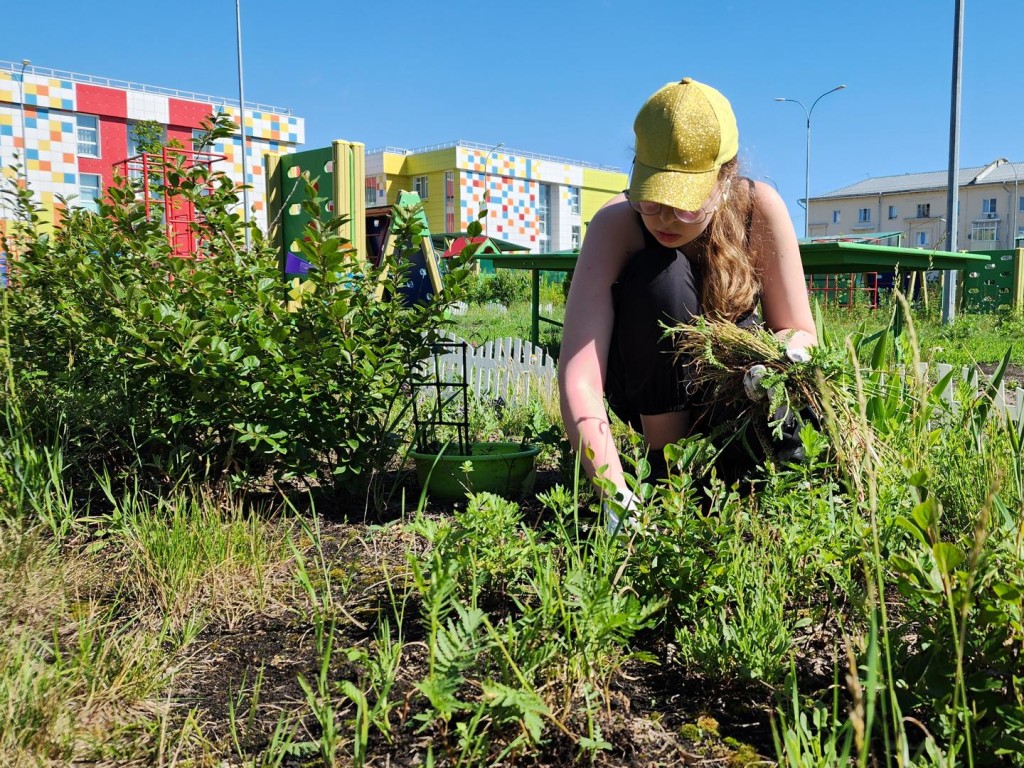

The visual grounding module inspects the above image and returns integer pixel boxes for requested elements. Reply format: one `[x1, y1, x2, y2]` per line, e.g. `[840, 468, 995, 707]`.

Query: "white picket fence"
[425, 334, 557, 404]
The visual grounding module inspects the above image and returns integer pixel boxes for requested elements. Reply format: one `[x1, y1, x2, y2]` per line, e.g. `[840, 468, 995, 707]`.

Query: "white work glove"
[742, 346, 810, 401]
[603, 487, 639, 536]
[741, 346, 813, 465]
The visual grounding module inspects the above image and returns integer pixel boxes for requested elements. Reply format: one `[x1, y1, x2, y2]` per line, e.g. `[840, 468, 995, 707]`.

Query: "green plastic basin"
[409, 441, 540, 501]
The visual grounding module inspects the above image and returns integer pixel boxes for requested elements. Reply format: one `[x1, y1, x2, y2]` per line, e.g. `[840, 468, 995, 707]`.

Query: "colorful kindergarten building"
[0, 59, 304, 236]
[362, 142, 626, 253]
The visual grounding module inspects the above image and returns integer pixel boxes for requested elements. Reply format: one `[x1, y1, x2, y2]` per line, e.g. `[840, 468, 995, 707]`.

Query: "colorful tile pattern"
[364, 173, 386, 207]
[0, 72, 76, 112]
[1, 68, 303, 232]
[0, 103, 78, 208]
[221, 106, 304, 144]
[210, 131, 297, 228]
[456, 147, 583, 251]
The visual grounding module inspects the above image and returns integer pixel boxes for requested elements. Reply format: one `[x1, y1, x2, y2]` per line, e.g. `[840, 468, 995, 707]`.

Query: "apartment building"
[808, 159, 1023, 251]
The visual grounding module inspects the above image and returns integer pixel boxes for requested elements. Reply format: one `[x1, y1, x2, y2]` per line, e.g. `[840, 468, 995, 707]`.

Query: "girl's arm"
[558, 194, 643, 489]
[749, 181, 817, 351]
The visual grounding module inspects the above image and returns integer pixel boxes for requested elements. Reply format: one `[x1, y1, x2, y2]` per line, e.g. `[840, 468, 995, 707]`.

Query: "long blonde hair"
[701, 159, 760, 321]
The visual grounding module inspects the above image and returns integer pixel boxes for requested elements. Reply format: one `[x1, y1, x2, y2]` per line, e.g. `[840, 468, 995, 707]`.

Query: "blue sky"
[6, 1, 1022, 232]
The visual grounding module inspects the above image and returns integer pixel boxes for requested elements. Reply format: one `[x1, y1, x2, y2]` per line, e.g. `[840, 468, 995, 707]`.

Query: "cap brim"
[629, 158, 719, 212]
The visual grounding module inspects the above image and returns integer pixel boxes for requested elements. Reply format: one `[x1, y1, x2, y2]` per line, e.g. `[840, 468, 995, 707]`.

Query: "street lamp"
[235, 0, 251, 251]
[18, 59, 31, 186]
[774, 84, 847, 238]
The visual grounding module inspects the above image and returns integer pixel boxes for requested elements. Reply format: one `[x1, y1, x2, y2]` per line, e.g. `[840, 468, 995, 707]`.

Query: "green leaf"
[911, 497, 939, 535]
[992, 582, 1022, 602]
[894, 515, 930, 548]
[932, 542, 965, 574]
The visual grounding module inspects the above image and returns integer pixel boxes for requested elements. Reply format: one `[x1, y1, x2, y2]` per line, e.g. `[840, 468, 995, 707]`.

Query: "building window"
[568, 186, 580, 215]
[858, 208, 871, 223]
[192, 128, 215, 160]
[364, 183, 377, 207]
[972, 222, 998, 242]
[414, 175, 429, 200]
[888, 205, 897, 220]
[571, 224, 581, 250]
[832, 210, 840, 223]
[1019, 197, 1024, 213]
[917, 203, 931, 218]
[127, 121, 167, 159]
[78, 173, 102, 213]
[444, 170, 455, 233]
[77, 115, 99, 157]
[916, 231, 928, 247]
[537, 183, 552, 251]
[983, 198, 997, 215]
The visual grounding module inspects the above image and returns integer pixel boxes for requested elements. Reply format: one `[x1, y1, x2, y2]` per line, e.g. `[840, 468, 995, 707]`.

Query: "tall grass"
[1, 381, 297, 764]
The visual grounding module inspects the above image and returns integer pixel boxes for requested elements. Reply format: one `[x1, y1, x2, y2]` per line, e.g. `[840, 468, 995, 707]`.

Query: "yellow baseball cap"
[629, 78, 739, 212]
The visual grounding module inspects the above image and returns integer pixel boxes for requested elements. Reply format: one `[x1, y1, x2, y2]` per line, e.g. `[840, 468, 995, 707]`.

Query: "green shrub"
[473, 269, 530, 306]
[0, 115, 470, 494]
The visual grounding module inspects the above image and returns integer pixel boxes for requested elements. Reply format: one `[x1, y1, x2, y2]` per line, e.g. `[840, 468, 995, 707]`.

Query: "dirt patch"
[977, 362, 1024, 391]
[166, 469, 792, 765]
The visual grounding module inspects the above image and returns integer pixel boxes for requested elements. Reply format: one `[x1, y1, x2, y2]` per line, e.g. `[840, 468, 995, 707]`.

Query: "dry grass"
[670, 317, 880, 482]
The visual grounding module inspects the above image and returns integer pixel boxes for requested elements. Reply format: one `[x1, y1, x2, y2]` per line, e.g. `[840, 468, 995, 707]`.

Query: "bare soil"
[167, 468, 814, 766]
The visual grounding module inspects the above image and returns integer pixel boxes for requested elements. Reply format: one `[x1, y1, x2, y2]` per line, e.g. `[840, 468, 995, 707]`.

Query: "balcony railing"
[0, 59, 292, 116]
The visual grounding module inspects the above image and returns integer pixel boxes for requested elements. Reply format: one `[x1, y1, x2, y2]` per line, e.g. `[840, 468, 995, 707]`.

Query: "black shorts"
[604, 243, 758, 431]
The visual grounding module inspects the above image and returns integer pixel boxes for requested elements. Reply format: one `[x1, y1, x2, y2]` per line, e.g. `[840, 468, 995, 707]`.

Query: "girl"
[558, 77, 816, 515]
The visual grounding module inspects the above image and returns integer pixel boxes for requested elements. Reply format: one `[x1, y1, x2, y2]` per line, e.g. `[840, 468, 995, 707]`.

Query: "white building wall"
[810, 181, 1022, 251]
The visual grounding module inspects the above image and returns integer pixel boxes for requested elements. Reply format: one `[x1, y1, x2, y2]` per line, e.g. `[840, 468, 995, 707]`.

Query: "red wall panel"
[169, 98, 213, 130]
[76, 84, 126, 119]
[76, 84, 128, 189]
[168, 98, 215, 153]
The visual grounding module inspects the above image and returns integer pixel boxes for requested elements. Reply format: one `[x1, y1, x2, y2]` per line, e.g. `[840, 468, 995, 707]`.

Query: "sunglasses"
[625, 178, 731, 225]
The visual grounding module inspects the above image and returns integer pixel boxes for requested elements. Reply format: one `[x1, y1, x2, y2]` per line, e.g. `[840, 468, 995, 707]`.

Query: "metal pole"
[942, 0, 965, 324]
[804, 113, 811, 239]
[997, 158, 1019, 249]
[18, 59, 30, 187]
[1013, 163, 1019, 249]
[774, 85, 845, 239]
[235, 0, 251, 251]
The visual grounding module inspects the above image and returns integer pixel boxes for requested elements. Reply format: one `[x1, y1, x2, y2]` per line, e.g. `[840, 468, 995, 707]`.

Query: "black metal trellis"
[411, 339, 471, 456]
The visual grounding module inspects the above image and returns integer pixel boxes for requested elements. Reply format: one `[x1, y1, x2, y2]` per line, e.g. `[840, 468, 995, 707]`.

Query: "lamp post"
[18, 59, 31, 186]
[235, 0, 251, 251]
[1016, 164, 1021, 249]
[774, 84, 846, 239]
[1004, 159, 1020, 249]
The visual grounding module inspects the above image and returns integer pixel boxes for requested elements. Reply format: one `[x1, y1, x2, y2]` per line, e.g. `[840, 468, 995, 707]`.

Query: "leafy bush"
[472, 269, 530, 306]
[1, 115, 470, 493]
